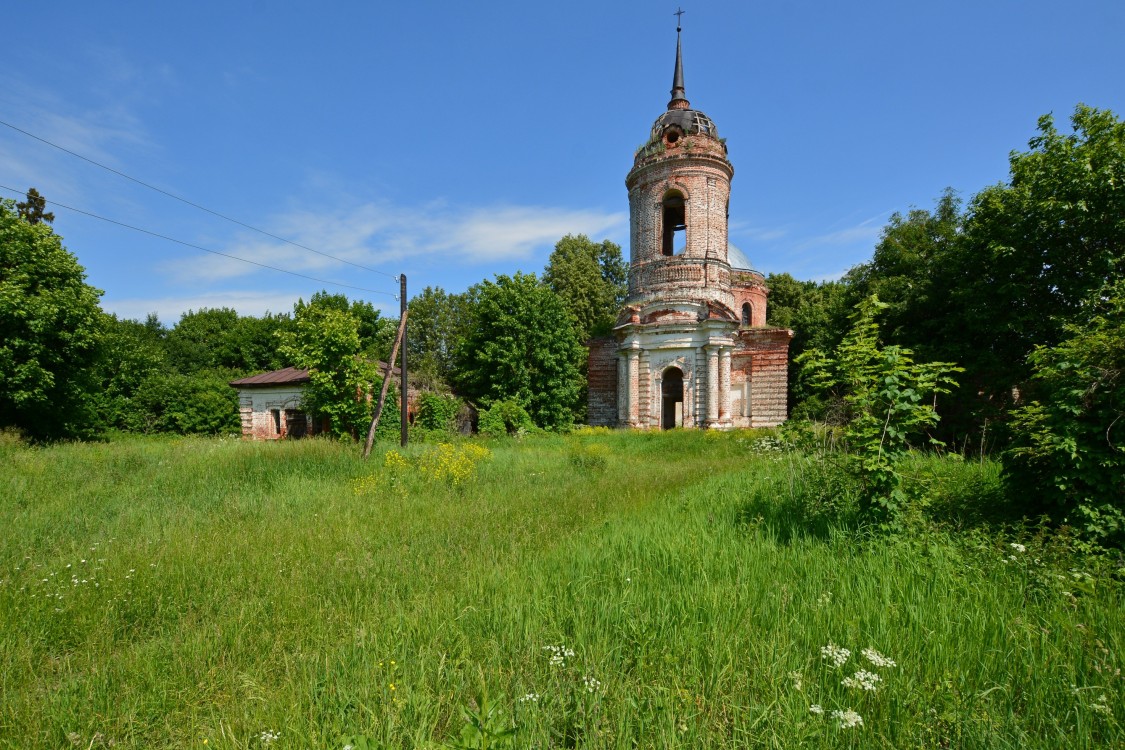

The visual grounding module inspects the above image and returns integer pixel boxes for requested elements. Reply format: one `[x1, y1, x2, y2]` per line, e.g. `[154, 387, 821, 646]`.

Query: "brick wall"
[732, 328, 793, 428]
[731, 271, 769, 327]
[625, 139, 734, 312]
[587, 336, 618, 426]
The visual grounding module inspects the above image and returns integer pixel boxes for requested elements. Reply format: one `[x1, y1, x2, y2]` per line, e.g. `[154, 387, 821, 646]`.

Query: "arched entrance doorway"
[661, 367, 684, 429]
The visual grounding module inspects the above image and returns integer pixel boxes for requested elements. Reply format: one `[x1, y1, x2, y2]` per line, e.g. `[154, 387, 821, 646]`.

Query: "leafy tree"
[406, 285, 479, 389]
[844, 189, 964, 354]
[952, 105, 1125, 421]
[94, 313, 170, 430]
[542, 234, 627, 342]
[166, 307, 293, 375]
[1003, 279, 1125, 545]
[165, 307, 243, 374]
[0, 198, 104, 440]
[455, 272, 583, 430]
[766, 272, 850, 416]
[278, 302, 383, 440]
[16, 187, 54, 225]
[121, 368, 240, 435]
[297, 291, 392, 360]
[797, 296, 962, 525]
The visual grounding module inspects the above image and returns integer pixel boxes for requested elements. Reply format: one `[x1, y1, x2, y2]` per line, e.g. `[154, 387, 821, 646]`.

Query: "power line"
[0, 184, 397, 298]
[0, 117, 400, 280]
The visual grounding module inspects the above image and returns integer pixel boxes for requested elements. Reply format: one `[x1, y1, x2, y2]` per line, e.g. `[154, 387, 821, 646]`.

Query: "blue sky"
[2, 1, 1123, 324]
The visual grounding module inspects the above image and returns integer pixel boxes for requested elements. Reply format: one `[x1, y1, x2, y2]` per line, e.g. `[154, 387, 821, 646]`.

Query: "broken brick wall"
[587, 336, 619, 427]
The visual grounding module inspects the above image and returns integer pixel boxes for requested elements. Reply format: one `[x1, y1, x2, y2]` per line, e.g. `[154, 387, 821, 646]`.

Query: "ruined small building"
[230, 365, 419, 440]
[588, 25, 792, 429]
[230, 366, 315, 440]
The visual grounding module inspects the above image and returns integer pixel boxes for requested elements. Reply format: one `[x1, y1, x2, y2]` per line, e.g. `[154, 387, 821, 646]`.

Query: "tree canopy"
[542, 234, 627, 342]
[0, 198, 103, 440]
[16, 188, 54, 225]
[454, 272, 584, 430]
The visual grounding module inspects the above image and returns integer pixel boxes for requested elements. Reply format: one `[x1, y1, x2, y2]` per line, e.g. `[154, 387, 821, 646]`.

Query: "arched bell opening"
[661, 366, 684, 429]
[661, 190, 686, 256]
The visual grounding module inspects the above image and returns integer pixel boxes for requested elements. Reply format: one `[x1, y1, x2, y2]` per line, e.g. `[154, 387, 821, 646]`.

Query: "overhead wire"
[0, 117, 400, 281]
[0, 184, 397, 298]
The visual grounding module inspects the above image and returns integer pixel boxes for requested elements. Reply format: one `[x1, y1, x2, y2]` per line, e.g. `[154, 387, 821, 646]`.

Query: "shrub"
[479, 399, 536, 438]
[415, 391, 462, 433]
[1003, 279, 1125, 546]
[797, 296, 962, 527]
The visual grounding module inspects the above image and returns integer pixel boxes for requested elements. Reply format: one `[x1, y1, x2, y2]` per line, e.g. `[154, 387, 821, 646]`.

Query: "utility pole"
[400, 274, 408, 447]
[362, 310, 408, 459]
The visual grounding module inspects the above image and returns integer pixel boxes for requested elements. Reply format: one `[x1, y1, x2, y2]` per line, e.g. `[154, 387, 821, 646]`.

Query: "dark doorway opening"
[662, 367, 684, 429]
[285, 410, 307, 438]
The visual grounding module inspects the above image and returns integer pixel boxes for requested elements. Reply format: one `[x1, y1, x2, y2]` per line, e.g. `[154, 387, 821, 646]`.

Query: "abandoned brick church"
[588, 25, 792, 429]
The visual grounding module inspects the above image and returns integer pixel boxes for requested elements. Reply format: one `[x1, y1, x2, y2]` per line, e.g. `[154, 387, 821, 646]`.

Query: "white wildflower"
[788, 670, 803, 691]
[841, 669, 882, 691]
[1010, 543, 1027, 553]
[830, 708, 864, 729]
[583, 675, 602, 693]
[518, 692, 540, 703]
[542, 645, 575, 666]
[820, 643, 851, 668]
[1092, 694, 1113, 717]
[809, 704, 824, 715]
[861, 648, 896, 668]
[258, 729, 280, 744]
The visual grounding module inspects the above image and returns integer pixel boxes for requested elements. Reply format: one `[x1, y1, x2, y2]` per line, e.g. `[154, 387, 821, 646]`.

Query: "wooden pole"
[362, 309, 408, 459]
[399, 274, 408, 448]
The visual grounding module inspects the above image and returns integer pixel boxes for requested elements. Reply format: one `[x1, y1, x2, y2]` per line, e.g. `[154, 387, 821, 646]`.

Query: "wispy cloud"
[163, 201, 627, 283]
[0, 78, 152, 207]
[729, 219, 789, 243]
[793, 213, 887, 251]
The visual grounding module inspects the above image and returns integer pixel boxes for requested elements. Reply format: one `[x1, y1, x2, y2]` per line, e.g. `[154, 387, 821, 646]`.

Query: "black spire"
[668, 9, 689, 110]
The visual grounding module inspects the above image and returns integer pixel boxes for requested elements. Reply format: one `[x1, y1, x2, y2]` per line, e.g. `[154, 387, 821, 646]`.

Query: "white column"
[653, 373, 663, 428]
[719, 347, 732, 427]
[630, 348, 639, 425]
[627, 349, 640, 427]
[706, 345, 719, 428]
[617, 353, 627, 426]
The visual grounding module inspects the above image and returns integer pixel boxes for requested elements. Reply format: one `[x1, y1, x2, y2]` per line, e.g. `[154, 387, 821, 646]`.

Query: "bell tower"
[585, 14, 792, 431]
[624, 22, 735, 314]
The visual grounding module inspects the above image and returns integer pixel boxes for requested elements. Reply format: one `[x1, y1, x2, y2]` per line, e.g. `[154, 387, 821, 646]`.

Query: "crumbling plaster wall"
[237, 385, 305, 440]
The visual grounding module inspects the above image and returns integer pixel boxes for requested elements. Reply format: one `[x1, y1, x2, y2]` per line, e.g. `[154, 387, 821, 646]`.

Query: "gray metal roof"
[728, 242, 753, 271]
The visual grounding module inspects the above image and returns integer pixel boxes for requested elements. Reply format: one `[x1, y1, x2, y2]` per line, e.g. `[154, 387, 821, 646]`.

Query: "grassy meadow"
[1, 430, 1122, 748]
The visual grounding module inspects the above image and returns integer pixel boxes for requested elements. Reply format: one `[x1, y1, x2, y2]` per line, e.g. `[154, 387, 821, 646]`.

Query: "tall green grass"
[1, 431, 1121, 748]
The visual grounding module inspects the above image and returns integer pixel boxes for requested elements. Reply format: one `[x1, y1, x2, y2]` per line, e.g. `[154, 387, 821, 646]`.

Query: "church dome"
[650, 108, 718, 141]
[727, 242, 753, 271]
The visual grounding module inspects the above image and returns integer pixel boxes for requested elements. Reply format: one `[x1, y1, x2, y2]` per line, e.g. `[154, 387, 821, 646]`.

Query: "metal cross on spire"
[674, 7, 685, 31]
